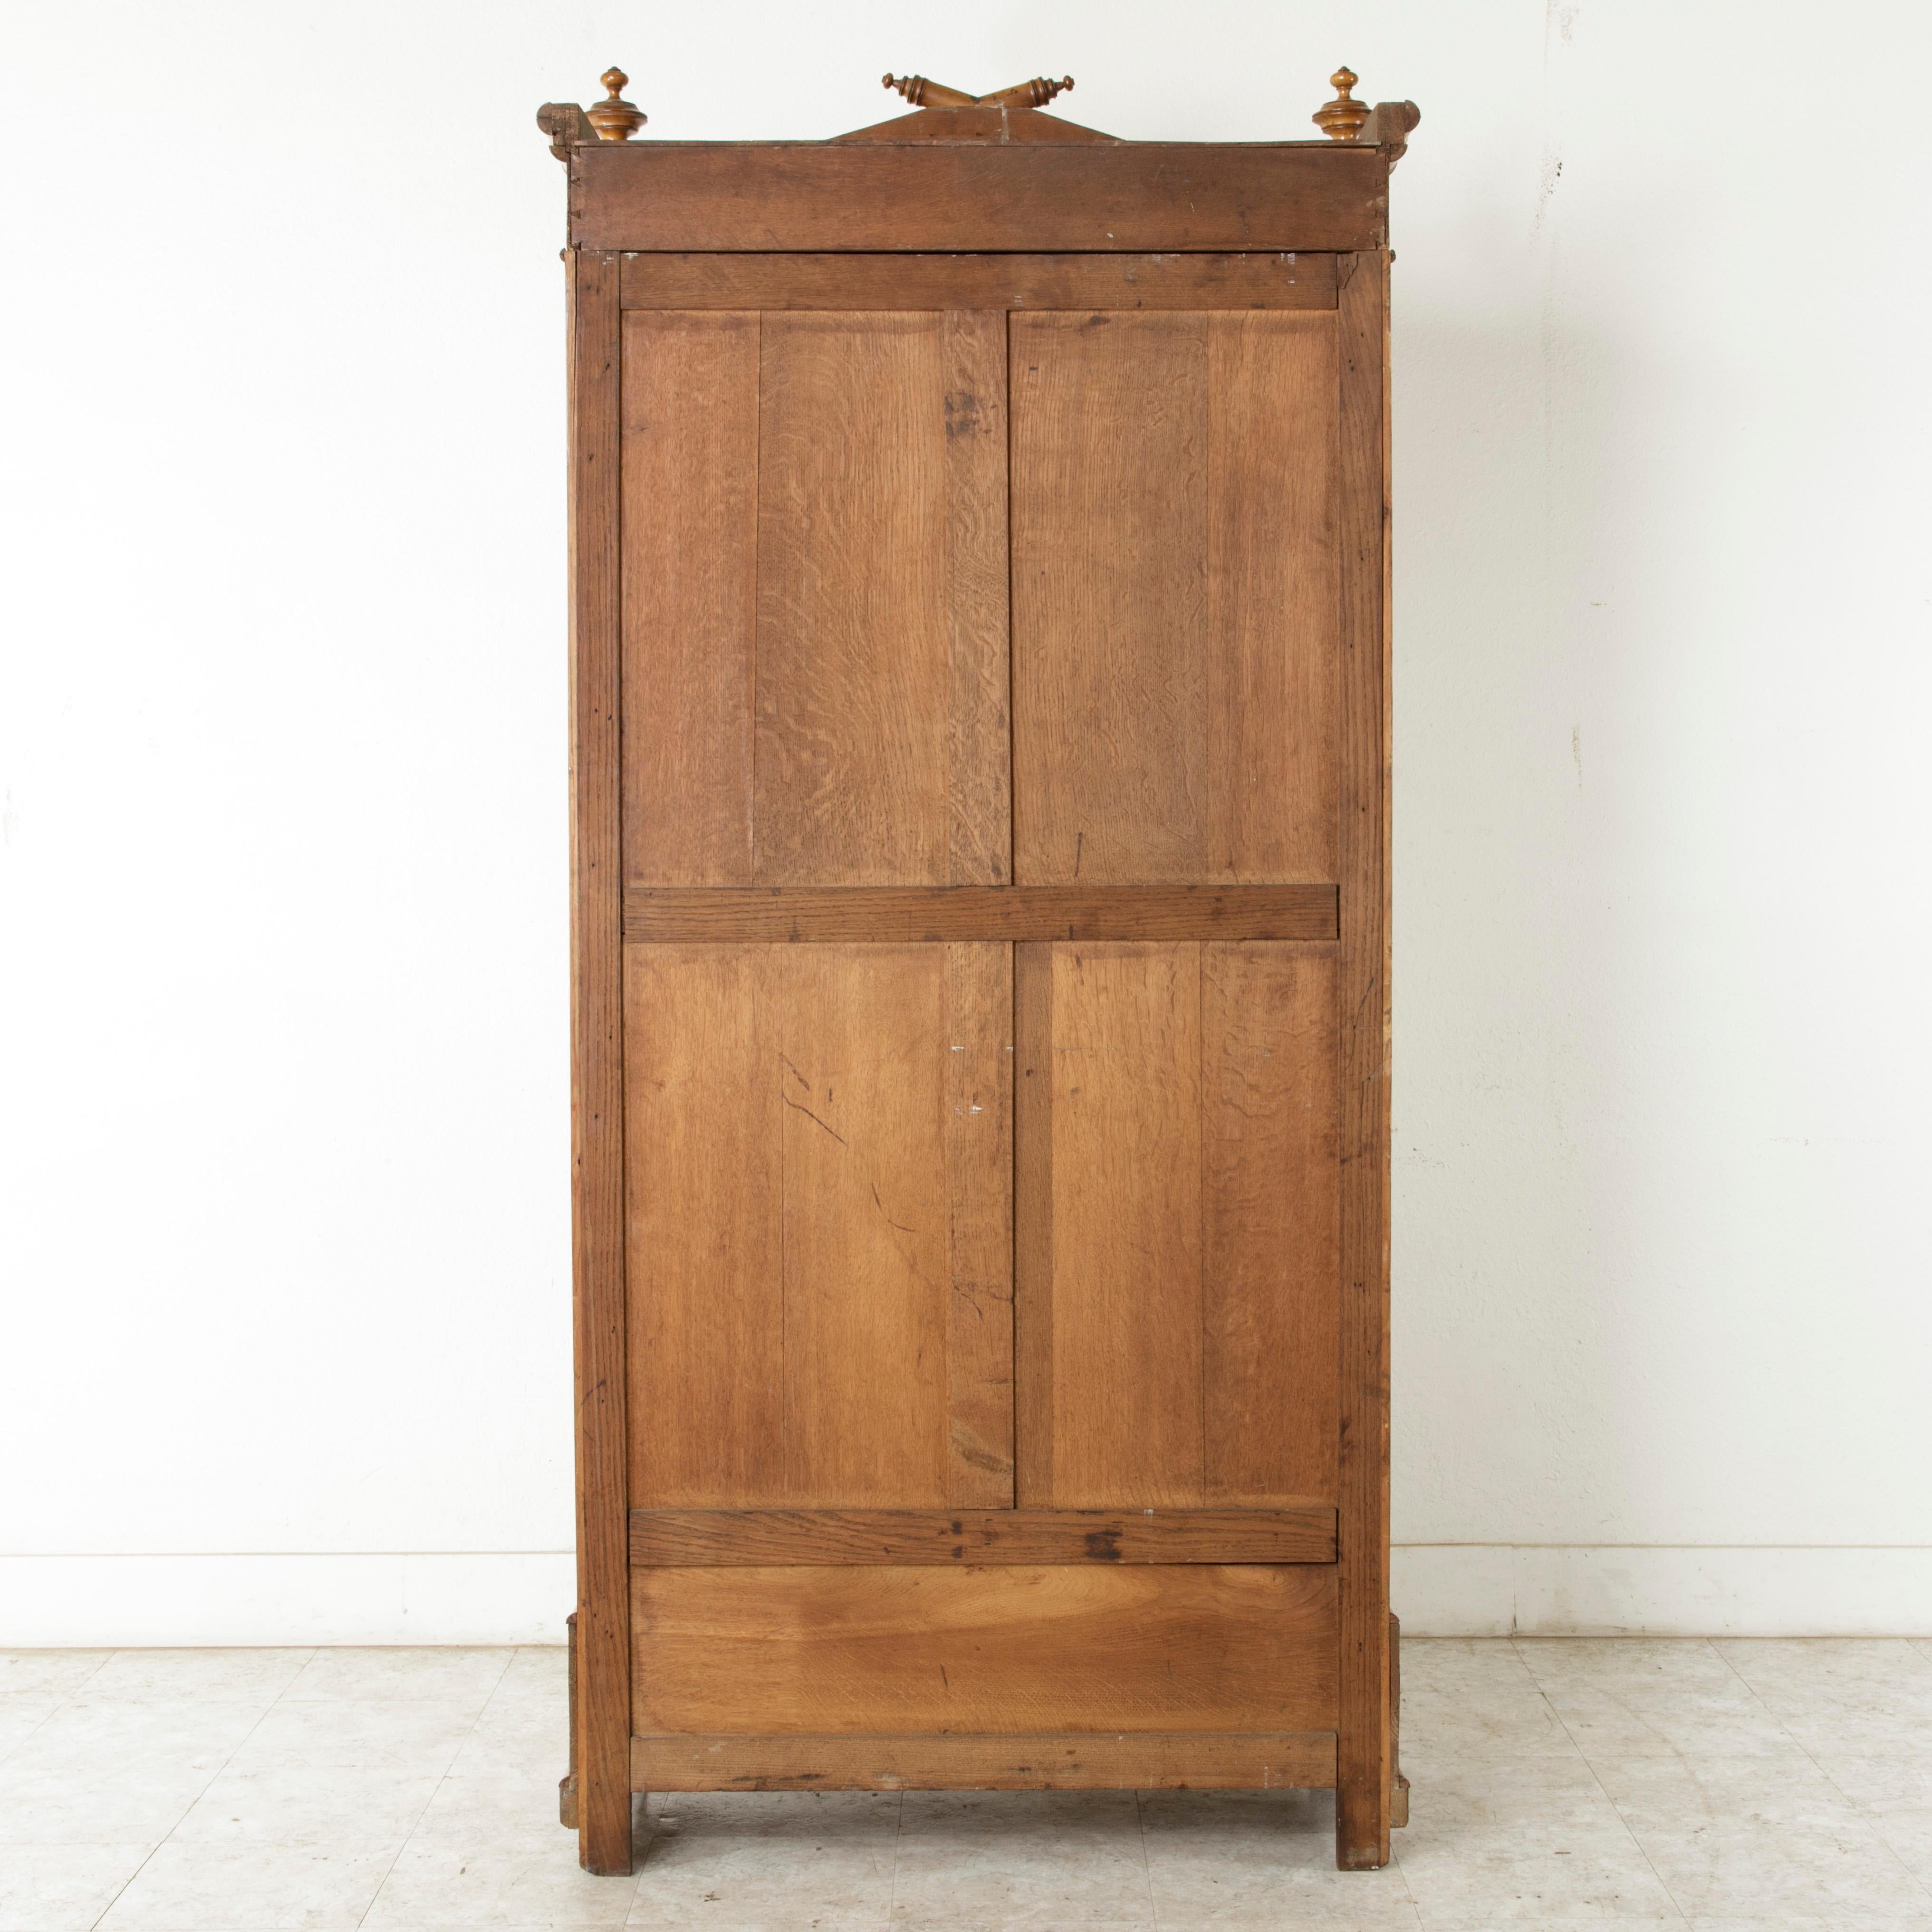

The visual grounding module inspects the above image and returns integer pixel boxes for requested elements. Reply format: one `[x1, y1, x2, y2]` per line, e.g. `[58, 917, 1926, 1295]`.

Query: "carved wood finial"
[587, 67, 646, 142]
[1313, 66, 1369, 142]
[883, 72, 1074, 111]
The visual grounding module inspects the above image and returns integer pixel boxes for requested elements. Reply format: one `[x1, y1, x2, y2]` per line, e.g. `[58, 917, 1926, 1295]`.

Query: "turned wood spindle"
[1313, 66, 1368, 142]
[587, 66, 646, 142]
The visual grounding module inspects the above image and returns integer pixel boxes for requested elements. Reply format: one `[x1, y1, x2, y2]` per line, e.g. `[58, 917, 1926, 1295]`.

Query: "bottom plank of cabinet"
[632, 1729, 1337, 1792]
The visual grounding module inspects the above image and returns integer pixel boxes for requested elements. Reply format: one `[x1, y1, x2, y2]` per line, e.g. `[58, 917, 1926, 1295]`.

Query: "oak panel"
[621, 311, 1008, 887]
[1011, 311, 1340, 884]
[573, 142, 1389, 253]
[631, 1564, 1339, 1736]
[1016, 943, 1343, 1509]
[1026, 944, 1205, 1507]
[632, 1730, 1338, 1792]
[623, 884, 1339, 943]
[625, 944, 1011, 1509]
[1202, 946, 1341, 1503]
[621, 311, 758, 885]
[629, 1506, 1336, 1565]
[620, 251, 1340, 312]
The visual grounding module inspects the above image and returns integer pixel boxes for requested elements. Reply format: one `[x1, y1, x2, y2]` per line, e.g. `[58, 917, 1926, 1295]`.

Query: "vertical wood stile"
[568, 247, 633, 1877]
[1334, 247, 1394, 1870]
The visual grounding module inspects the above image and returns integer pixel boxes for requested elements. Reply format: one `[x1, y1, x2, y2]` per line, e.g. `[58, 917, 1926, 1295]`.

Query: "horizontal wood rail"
[632, 1729, 1338, 1792]
[620, 251, 1339, 311]
[623, 884, 1339, 944]
[629, 1506, 1338, 1566]
[573, 143, 1388, 254]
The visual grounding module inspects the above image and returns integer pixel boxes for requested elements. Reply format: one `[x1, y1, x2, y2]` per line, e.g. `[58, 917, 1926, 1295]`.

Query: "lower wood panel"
[629, 1506, 1337, 1565]
[632, 1730, 1338, 1792]
[631, 1564, 1338, 1737]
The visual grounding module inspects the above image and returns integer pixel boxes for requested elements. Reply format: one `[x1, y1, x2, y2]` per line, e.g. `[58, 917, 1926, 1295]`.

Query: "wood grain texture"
[620, 252, 1338, 312]
[754, 313, 949, 883]
[621, 310, 1008, 887]
[625, 945, 782, 1505]
[1013, 313, 1207, 884]
[1032, 944, 1205, 1506]
[632, 1565, 1339, 1736]
[1206, 314, 1340, 881]
[624, 884, 1338, 943]
[625, 945, 1011, 1510]
[629, 1507, 1337, 1566]
[1334, 249, 1394, 1871]
[632, 1730, 1338, 1792]
[1016, 943, 1343, 1511]
[566, 248, 632, 1877]
[1013, 943, 1056, 1504]
[571, 143, 1389, 253]
[945, 944, 1014, 1501]
[1202, 945, 1341, 1505]
[621, 311, 757, 884]
[942, 312, 1010, 885]
[1011, 312, 1341, 883]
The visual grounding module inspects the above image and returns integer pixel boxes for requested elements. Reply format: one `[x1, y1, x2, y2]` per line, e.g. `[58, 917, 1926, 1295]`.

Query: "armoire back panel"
[624, 941, 1014, 1509]
[620, 309, 1009, 887]
[1010, 309, 1340, 885]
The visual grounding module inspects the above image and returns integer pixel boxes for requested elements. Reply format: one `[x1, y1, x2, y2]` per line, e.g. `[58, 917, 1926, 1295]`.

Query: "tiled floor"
[2, 1639, 1930, 1929]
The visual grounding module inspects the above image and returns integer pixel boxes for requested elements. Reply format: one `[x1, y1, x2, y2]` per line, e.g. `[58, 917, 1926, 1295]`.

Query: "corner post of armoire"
[1333, 239, 1395, 1871]
[566, 235, 635, 1877]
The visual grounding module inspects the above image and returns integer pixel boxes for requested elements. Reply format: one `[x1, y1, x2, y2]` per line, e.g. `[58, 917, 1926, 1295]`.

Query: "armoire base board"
[630, 1730, 1338, 1792]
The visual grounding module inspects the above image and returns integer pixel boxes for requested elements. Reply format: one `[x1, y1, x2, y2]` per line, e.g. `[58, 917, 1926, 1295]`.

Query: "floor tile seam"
[1707, 1637, 1932, 1903]
[0, 1648, 119, 1775]
[1517, 1636, 1695, 1924]
[1132, 1786, 1158, 1929]
[358, 1647, 529, 1926]
[85, 1667, 299, 1932]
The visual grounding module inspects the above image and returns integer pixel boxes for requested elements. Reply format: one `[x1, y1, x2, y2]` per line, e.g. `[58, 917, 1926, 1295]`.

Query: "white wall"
[2, 0, 1928, 1644]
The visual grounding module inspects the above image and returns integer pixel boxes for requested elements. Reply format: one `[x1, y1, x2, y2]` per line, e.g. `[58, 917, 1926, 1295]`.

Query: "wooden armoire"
[538, 63, 1416, 1876]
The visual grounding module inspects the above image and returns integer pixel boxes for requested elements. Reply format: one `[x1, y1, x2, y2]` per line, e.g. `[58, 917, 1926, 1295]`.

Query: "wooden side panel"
[1010, 311, 1339, 884]
[567, 248, 631, 1876]
[1201, 945, 1341, 1504]
[1016, 943, 1342, 1510]
[621, 311, 1008, 887]
[625, 945, 1012, 1510]
[634, 1730, 1338, 1793]
[1335, 250, 1394, 1870]
[632, 1565, 1339, 1736]
[621, 312, 758, 885]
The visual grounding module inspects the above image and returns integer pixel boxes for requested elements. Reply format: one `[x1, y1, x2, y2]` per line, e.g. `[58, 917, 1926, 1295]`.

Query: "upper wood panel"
[573, 144, 1387, 252]
[1015, 942, 1341, 1509]
[620, 253, 1338, 311]
[622, 309, 1008, 886]
[625, 942, 1013, 1510]
[1011, 310, 1340, 884]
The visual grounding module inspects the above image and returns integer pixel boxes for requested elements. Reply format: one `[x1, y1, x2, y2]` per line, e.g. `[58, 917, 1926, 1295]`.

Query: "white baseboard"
[0, 1553, 575, 1647]
[1395, 1544, 1932, 1637]
[6, 1547, 1929, 1646]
